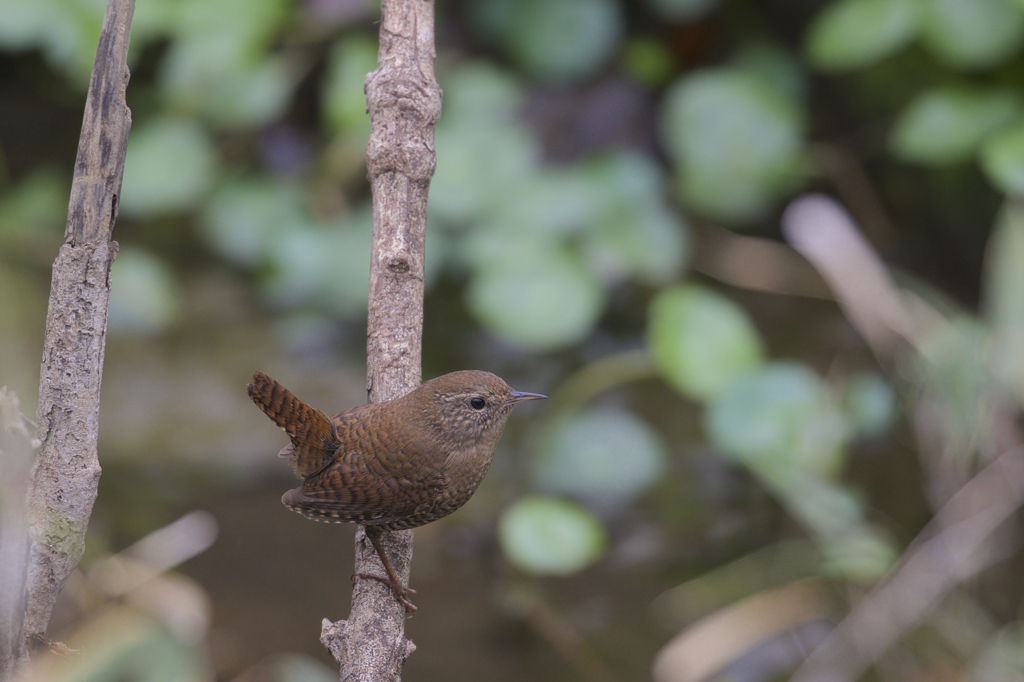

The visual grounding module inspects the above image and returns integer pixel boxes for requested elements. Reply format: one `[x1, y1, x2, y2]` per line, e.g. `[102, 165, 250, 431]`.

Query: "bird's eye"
[469, 397, 486, 410]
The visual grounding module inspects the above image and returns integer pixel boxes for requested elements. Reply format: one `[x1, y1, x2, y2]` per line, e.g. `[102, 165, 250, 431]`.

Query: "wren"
[247, 370, 546, 612]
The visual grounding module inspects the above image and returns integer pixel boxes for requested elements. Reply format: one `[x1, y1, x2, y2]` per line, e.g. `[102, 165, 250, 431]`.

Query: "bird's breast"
[442, 441, 496, 502]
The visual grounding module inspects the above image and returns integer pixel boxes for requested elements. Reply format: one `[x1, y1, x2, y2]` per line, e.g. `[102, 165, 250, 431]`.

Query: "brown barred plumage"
[247, 369, 545, 612]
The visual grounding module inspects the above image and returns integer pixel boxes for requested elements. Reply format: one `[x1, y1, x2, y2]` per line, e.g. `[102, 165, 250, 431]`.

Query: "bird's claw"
[352, 572, 418, 613]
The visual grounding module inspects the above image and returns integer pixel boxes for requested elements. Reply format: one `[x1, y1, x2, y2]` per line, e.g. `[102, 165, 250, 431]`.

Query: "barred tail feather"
[247, 371, 339, 477]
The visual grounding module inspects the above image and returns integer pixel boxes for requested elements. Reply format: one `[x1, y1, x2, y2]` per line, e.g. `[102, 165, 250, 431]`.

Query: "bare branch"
[320, 1, 440, 680]
[20, 0, 134, 653]
[781, 195, 918, 358]
[788, 445, 1024, 682]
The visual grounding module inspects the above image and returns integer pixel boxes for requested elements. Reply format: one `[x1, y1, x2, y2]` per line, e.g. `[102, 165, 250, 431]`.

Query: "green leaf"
[583, 152, 689, 284]
[158, 35, 239, 96]
[704, 362, 849, 477]
[465, 0, 519, 46]
[890, 87, 1021, 165]
[130, 0, 181, 44]
[120, 118, 217, 217]
[678, 173, 780, 224]
[843, 372, 897, 437]
[0, 0, 62, 51]
[469, 0, 622, 82]
[585, 151, 665, 209]
[732, 44, 807, 105]
[174, 0, 288, 54]
[705, 367, 893, 580]
[980, 121, 1024, 195]
[160, 42, 299, 127]
[805, 0, 918, 72]
[458, 221, 555, 270]
[498, 497, 607, 575]
[919, 0, 1024, 70]
[466, 248, 604, 350]
[156, 0, 292, 122]
[621, 37, 676, 86]
[0, 169, 67, 237]
[725, 451, 894, 580]
[506, 0, 623, 82]
[202, 178, 305, 266]
[820, 523, 896, 581]
[496, 169, 607, 237]
[648, 285, 764, 401]
[323, 34, 378, 134]
[262, 208, 372, 317]
[661, 68, 804, 221]
[438, 63, 525, 130]
[704, 362, 893, 582]
[0, 0, 105, 84]
[535, 408, 667, 503]
[201, 56, 297, 128]
[260, 222, 330, 308]
[767, 474, 864, 537]
[587, 204, 688, 285]
[983, 202, 1024, 401]
[318, 209, 374, 316]
[108, 248, 181, 334]
[432, 126, 538, 225]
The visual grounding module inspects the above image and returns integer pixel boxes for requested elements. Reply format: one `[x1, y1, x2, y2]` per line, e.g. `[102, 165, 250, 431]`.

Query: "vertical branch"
[20, 0, 134, 651]
[0, 390, 37, 677]
[320, 1, 440, 681]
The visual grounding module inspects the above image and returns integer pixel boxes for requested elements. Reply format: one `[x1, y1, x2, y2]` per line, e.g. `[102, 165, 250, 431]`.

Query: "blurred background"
[4, 0, 1024, 680]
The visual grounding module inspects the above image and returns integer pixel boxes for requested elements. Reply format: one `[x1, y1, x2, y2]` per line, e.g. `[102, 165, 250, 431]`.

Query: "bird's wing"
[283, 413, 449, 525]
[247, 371, 340, 478]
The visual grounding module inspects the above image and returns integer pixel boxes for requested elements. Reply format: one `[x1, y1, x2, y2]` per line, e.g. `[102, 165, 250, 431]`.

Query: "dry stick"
[319, 1, 441, 680]
[781, 195, 1024, 681]
[788, 445, 1024, 682]
[20, 0, 134, 655]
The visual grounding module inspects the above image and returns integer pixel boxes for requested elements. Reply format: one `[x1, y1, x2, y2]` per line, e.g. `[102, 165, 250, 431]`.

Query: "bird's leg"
[353, 526, 417, 614]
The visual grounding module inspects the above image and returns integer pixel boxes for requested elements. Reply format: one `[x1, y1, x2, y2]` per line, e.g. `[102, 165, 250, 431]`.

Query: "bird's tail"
[247, 371, 339, 477]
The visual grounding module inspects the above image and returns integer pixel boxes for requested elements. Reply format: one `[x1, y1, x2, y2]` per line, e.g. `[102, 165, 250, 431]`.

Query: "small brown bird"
[247, 370, 546, 612]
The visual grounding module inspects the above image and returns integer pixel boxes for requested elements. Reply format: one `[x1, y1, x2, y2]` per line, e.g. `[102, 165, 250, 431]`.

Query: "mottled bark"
[319, 1, 441, 680]
[17, 0, 134, 663]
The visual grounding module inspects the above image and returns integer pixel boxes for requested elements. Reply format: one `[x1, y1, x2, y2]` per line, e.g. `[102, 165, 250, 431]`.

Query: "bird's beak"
[508, 391, 547, 403]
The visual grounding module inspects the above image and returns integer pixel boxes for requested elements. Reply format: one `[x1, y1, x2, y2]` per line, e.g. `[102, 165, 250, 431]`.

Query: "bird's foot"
[353, 572, 418, 613]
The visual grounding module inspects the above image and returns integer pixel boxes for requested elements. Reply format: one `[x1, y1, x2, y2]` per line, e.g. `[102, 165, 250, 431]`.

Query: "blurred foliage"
[648, 285, 764, 400]
[661, 62, 805, 221]
[498, 496, 607, 575]
[6, 0, 1024, 680]
[535, 407, 667, 504]
[890, 87, 1022, 166]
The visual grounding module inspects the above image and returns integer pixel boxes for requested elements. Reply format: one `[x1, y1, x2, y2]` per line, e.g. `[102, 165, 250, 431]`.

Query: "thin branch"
[509, 589, 618, 682]
[692, 222, 833, 300]
[788, 445, 1024, 682]
[778, 192, 1024, 680]
[809, 143, 899, 251]
[546, 350, 658, 418]
[781, 195, 923, 358]
[19, 0, 134, 655]
[320, 1, 440, 680]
